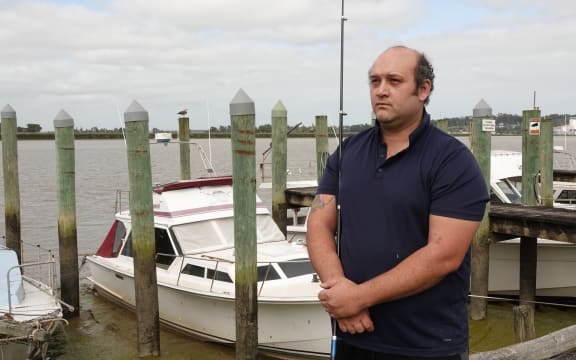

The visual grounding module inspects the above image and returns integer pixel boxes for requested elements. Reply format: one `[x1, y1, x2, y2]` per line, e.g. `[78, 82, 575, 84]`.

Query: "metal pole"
[54, 110, 80, 318]
[230, 89, 258, 360]
[124, 100, 160, 357]
[334, 0, 347, 358]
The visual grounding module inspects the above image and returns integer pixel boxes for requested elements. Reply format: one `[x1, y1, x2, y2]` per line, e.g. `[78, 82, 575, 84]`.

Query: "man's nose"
[374, 81, 389, 97]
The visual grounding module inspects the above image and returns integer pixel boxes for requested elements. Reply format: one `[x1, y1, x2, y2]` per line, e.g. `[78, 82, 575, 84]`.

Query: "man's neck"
[379, 110, 424, 157]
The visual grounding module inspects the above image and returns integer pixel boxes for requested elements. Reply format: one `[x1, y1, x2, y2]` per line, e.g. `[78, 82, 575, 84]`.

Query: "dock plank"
[490, 204, 576, 244]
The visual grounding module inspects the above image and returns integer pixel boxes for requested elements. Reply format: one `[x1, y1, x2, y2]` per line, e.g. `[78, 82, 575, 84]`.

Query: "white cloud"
[0, 0, 574, 130]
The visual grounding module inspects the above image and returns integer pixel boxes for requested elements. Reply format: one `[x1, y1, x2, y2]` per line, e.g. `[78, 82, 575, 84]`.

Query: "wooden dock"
[490, 204, 576, 243]
[284, 186, 316, 208]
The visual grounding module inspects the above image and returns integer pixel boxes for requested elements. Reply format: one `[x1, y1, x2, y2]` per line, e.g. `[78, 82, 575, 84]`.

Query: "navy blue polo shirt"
[317, 112, 489, 356]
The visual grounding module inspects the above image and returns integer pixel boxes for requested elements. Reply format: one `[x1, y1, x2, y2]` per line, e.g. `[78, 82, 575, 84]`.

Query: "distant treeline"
[439, 113, 575, 135]
[2, 113, 574, 139]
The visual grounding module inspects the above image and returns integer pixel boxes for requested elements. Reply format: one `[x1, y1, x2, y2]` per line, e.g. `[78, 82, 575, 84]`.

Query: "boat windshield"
[172, 214, 285, 254]
[278, 259, 315, 278]
[495, 178, 522, 204]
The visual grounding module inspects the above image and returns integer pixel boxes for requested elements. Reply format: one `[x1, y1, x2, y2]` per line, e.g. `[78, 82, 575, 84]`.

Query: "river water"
[1, 136, 576, 359]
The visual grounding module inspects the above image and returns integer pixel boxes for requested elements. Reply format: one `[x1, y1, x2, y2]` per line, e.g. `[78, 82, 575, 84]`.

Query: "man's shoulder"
[425, 126, 470, 155]
[342, 126, 377, 147]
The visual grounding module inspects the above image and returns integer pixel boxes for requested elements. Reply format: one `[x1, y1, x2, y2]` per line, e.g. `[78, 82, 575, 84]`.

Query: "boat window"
[278, 260, 315, 278]
[495, 180, 522, 204]
[207, 268, 233, 283]
[172, 215, 285, 254]
[257, 215, 286, 243]
[113, 221, 126, 257]
[121, 234, 133, 257]
[172, 218, 234, 252]
[556, 190, 576, 204]
[257, 264, 281, 282]
[181, 264, 205, 277]
[155, 228, 177, 268]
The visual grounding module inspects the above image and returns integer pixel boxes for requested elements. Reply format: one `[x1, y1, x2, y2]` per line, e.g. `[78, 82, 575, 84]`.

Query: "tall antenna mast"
[332, 0, 347, 359]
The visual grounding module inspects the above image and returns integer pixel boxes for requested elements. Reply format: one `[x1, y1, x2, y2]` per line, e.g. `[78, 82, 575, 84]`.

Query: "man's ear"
[418, 79, 432, 102]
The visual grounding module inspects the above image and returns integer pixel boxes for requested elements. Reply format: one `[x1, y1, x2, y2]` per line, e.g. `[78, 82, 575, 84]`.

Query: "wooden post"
[469, 100, 493, 320]
[271, 100, 287, 236]
[230, 89, 258, 360]
[522, 108, 541, 206]
[178, 116, 191, 180]
[1, 105, 22, 263]
[124, 100, 160, 357]
[519, 107, 540, 341]
[435, 118, 448, 133]
[315, 115, 329, 182]
[514, 304, 536, 343]
[54, 110, 79, 318]
[540, 117, 553, 208]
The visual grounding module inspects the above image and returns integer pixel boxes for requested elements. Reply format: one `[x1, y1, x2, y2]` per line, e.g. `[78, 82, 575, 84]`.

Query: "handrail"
[176, 254, 314, 294]
[6, 260, 57, 314]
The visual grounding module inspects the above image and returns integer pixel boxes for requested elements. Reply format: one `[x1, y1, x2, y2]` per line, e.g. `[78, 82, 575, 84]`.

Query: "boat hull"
[489, 240, 576, 297]
[87, 258, 330, 359]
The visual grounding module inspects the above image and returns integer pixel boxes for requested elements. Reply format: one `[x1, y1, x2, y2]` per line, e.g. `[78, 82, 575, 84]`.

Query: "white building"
[553, 117, 576, 135]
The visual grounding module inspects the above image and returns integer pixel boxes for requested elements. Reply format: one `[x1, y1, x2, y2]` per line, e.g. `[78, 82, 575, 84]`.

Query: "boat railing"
[175, 253, 316, 296]
[6, 260, 58, 314]
[259, 160, 316, 182]
[2, 241, 58, 292]
[115, 189, 131, 214]
[190, 142, 217, 175]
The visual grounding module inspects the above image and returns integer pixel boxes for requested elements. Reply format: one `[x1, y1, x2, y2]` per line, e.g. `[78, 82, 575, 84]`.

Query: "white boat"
[154, 132, 172, 143]
[285, 150, 576, 298]
[487, 150, 576, 297]
[490, 149, 576, 207]
[0, 244, 65, 360]
[86, 176, 330, 359]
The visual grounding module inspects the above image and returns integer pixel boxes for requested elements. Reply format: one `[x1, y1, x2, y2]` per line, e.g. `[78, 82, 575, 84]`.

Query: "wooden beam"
[471, 324, 576, 360]
[554, 169, 576, 183]
[490, 204, 576, 244]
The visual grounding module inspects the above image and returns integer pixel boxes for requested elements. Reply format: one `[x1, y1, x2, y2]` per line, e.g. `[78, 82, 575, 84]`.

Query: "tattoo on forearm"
[310, 195, 335, 212]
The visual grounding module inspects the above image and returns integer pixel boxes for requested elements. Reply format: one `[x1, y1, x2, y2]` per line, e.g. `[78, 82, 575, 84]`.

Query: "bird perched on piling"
[177, 109, 188, 116]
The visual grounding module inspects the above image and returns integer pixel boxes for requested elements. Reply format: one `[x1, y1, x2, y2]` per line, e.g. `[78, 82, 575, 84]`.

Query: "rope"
[469, 294, 576, 308]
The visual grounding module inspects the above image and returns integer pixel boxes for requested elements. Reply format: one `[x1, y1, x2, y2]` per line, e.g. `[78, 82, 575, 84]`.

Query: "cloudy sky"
[1, 0, 575, 131]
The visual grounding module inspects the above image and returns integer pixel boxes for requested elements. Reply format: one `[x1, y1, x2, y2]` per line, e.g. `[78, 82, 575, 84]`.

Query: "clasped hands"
[318, 277, 375, 334]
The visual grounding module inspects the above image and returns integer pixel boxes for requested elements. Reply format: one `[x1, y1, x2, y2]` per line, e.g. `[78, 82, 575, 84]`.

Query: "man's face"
[369, 48, 430, 130]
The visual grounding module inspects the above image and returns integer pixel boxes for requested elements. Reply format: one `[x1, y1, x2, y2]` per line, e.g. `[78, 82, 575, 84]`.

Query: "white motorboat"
[86, 176, 330, 359]
[154, 132, 172, 144]
[0, 244, 65, 360]
[490, 149, 576, 207]
[487, 150, 576, 297]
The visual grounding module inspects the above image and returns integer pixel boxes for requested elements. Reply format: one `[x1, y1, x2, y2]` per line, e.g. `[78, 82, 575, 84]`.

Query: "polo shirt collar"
[408, 109, 431, 145]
